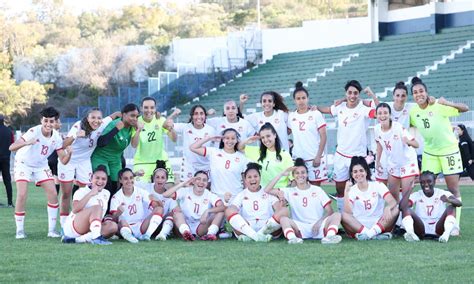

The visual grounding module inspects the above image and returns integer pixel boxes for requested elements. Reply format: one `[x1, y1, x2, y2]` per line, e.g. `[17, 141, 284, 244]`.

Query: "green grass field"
[0, 184, 473, 283]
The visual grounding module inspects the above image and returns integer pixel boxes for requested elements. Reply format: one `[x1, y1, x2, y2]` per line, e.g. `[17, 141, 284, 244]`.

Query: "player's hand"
[136, 121, 144, 131]
[208, 135, 222, 143]
[440, 195, 448, 203]
[428, 96, 436, 105]
[207, 108, 216, 116]
[276, 190, 285, 202]
[65, 145, 73, 155]
[364, 87, 375, 98]
[76, 130, 86, 138]
[183, 177, 196, 187]
[117, 203, 126, 213]
[116, 120, 125, 130]
[89, 186, 99, 196]
[224, 192, 232, 203]
[246, 135, 260, 144]
[110, 111, 122, 119]
[171, 108, 181, 117]
[333, 98, 344, 106]
[282, 166, 296, 177]
[155, 111, 162, 119]
[312, 156, 321, 167]
[309, 105, 318, 111]
[135, 169, 145, 177]
[376, 164, 384, 174]
[240, 94, 249, 103]
[437, 97, 448, 106]
[200, 210, 209, 224]
[344, 181, 353, 193]
[163, 119, 174, 130]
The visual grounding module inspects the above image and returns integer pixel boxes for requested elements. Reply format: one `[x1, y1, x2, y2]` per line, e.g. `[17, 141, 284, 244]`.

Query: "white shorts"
[388, 161, 419, 179]
[129, 221, 146, 238]
[186, 219, 202, 236]
[421, 218, 438, 235]
[58, 161, 92, 185]
[375, 153, 388, 181]
[14, 162, 54, 185]
[356, 215, 382, 229]
[147, 199, 177, 217]
[304, 157, 328, 182]
[332, 152, 352, 182]
[63, 214, 81, 238]
[248, 218, 268, 232]
[294, 217, 328, 239]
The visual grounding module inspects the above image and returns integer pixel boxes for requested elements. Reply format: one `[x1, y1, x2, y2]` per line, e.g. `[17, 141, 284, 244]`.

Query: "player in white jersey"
[400, 171, 461, 243]
[61, 166, 118, 245]
[240, 91, 290, 151]
[110, 168, 164, 243]
[341, 157, 399, 241]
[318, 80, 376, 212]
[225, 163, 284, 242]
[58, 108, 121, 229]
[375, 103, 419, 203]
[265, 158, 342, 244]
[207, 100, 255, 141]
[173, 105, 216, 180]
[10, 107, 72, 239]
[163, 171, 225, 241]
[144, 160, 178, 240]
[190, 128, 248, 203]
[289, 81, 328, 185]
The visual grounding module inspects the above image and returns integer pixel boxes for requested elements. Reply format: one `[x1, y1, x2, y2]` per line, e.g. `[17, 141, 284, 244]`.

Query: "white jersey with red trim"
[246, 110, 289, 151]
[348, 182, 389, 220]
[65, 117, 112, 163]
[231, 188, 278, 223]
[15, 125, 63, 168]
[205, 147, 248, 198]
[207, 117, 255, 140]
[374, 121, 417, 167]
[72, 187, 110, 218]
[409, 188, 452, 224]
[280, 185, 331, 224]
[174, 123, 216, 171]
[387, 102, 414, 129]
[288, 109, 326, 160]
[173, 187, 222, 222]
[110, 187, 151, 224]
[330, 101, 375, 157]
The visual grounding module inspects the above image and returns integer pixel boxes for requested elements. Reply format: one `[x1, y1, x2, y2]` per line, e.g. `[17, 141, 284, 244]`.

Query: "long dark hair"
[258, 123, 282, 163]
[188, 104, 207, 124]
[261, 91, 289, 113]
[151, 160, 169, 182]
[219, 128, 240, 152]
[349, 156, 371, 184]
[458, 124, 473, 145]
[80, 107, 102, 137]
[376, 102, 392, 128]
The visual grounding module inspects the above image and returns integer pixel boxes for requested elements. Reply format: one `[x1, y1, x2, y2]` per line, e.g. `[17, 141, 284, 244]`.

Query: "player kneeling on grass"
[400, 171, 461, 243]
[144, 160, 178, 241]
[341, 157, 399, 241]
[265, 158, 343, 245]
[62, 166, 118, 245]
[225, 163, 285, 242]
[163, 171, 225, 241]
[110, 168, 164, 243]
[10, 107, 73, 239]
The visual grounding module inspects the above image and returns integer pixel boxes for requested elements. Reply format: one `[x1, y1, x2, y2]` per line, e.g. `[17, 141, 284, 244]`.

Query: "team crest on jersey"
[238, 126, 243, 132]
[188, 130, 193, 134]
[235, 157, 240, 162]
[428, 112, 433, 117]
[372, 192, 377, 197]
[217, 153, 223, 157]
[393, 135, 399, 140]
[155, 125, 160, 130]
[411, 169, 416, 174]
[308, 116, 313, 121]
[292, 118, 297, 121]
[274, 118, 280, 124]
[243, 196, 249, 200]
[403, 110, 407, 114]
[353, 113, 359, 118]
[292, 192, 298, 196]
[262, 194, 268, 199]
[355, 196, 360, 200]
[203, 199, 209, 205]
[220, 125, 226, 129]
[389, 169, 394, 174]
[311, 192, 317, 198]
[60, 173, 65, 179]
[136, 196, 141, 201]
[187, 196, 192, 200]
[419, 199, 424, 203]
[434, 198, 439, 203]
[259, 120, 264, 124]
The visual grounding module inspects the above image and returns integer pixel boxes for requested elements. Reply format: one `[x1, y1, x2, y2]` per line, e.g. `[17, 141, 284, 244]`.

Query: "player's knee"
[224, 206, 238, 218]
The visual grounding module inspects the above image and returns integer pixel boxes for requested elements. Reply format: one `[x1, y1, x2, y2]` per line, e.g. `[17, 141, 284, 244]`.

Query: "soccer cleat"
[200, 234, 217, 241]
[16, 231, 27, 239]
[450, 226, 460, 236]
[237, 235, 253, 242]
[355, 233, 371, 241]
[140, 234, 151, 241]
[403, 232, 420, 242]
[321, 235, 342, 245]
[218, 231, 232, 239]
[288, 237, 304, 244]
[438, 233, 450, 243]
[121, 230, 139, 244]
[7, 204, 14, 208]
[61, 236, 76, 244]
[182, 231, 195, 241]
[256, 233, 272, 242]
[47, 231, 61, 238]
[373, 232, 392, 240]
[155, 234, 167, 241]
[91, 236, 112, 245]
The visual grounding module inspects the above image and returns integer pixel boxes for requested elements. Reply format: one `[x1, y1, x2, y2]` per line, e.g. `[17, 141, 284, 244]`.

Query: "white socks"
[90, 219, 102, 239]
[228, 213, 258, 241]
[15, 212, 25, 233]
[47, 203, 59, 232]
[145, 214, 163, 237]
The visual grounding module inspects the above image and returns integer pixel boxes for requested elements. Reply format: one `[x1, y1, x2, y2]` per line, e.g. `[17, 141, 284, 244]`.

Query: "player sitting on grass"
[265, 158, 343, 244]
[110, 168, 164, 243]
[10, 106, 72, 239]
[61, 166, 118, 245]
[225, 163, 284, 242]
[341, 156, 399, 241]
[163, 171, 225, 241]
[400, 171, 462, 243]
[144, 160, 178, 241]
